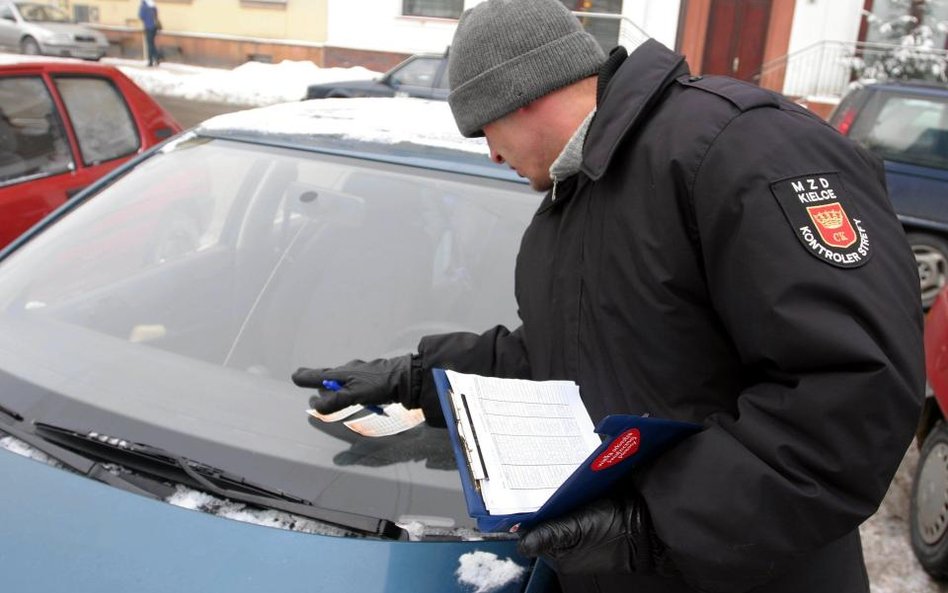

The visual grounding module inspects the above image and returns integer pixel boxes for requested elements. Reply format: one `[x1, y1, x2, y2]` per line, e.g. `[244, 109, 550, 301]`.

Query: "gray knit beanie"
[448, 0, 606, 138]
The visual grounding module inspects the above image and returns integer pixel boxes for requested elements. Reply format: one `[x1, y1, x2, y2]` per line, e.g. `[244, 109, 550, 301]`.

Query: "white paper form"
[343, 404, 426, 437]
[445, 371, 601, 515]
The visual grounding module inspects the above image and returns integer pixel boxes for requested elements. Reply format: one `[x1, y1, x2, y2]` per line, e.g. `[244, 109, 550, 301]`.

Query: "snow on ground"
[0, 52, 380, 106]
[862, 445, 948, 593]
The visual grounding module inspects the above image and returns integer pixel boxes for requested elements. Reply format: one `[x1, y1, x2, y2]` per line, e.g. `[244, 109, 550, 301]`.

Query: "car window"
[0, 5, 14, 20]
[857, 92, 948, 170]
[54, 76, 140, 165]
[390, 58, 441, 87]
[16, 2, 71, 22]
[0, 75, 73, 187]
[0, 136, 532, 381]
[0, 135, 535, 527]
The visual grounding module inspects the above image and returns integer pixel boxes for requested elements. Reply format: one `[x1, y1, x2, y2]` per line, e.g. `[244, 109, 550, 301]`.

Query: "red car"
[0, 60, 181, 249]
[912, 286, 948, 578]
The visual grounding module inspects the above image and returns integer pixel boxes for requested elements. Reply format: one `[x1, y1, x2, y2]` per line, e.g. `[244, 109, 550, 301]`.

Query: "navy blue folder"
[433, 368, 702, 533]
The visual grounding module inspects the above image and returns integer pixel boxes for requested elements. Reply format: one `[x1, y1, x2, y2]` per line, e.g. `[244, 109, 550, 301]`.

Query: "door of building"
[701, 0, 772, 81]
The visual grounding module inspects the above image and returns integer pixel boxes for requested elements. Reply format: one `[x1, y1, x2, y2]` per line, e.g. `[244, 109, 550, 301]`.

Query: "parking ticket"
[343, 404, 426, 437]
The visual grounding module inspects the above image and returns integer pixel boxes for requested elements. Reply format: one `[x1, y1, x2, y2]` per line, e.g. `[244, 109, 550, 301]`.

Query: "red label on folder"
[590, 428, 640, 472]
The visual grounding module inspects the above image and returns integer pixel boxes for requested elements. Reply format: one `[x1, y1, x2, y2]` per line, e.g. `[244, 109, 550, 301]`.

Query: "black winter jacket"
[418, 40, 925, 593]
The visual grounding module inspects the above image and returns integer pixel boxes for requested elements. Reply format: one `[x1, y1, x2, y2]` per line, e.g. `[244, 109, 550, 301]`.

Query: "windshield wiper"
[0, 413, 166, 500]
[0, 402, 23, 422]
[33, 421, 406, 540]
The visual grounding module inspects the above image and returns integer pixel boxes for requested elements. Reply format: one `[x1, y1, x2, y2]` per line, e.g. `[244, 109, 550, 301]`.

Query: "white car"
[0, 1, 108, 60]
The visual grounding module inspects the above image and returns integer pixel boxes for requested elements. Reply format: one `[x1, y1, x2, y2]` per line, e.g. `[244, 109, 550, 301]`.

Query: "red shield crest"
[806, 203, 857, 248]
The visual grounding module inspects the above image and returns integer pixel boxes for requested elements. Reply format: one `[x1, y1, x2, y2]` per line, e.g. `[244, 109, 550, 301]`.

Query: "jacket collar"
[581, 39, 689, 181]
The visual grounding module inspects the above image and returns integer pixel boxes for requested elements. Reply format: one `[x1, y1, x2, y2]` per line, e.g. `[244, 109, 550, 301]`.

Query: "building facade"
[65, 0, 919, 115]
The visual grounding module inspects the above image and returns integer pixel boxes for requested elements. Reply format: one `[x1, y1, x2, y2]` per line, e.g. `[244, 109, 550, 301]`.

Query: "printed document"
[444, 370, 601, 515]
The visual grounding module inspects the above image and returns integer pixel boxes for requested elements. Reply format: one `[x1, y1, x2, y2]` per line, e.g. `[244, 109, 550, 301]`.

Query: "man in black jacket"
[292, 1, 925, 591]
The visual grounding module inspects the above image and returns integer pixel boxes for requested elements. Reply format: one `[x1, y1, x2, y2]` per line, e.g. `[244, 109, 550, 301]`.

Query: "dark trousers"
[144, 27, 159, 65]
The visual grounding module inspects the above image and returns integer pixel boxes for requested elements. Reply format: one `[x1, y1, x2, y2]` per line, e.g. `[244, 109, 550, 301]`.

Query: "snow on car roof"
[197, 97, 489, 156]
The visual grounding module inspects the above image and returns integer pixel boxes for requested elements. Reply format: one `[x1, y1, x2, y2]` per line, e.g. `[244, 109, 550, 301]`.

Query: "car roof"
[0, 60, 123, 77]
[862, 80, 948, 96]
[194, 97, 525, 183]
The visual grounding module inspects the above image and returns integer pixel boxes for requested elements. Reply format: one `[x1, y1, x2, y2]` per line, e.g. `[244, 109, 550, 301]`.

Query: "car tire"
[911, 420, 948, 579]
[907, 232, 948, 310]
[19, 36, 41, 56]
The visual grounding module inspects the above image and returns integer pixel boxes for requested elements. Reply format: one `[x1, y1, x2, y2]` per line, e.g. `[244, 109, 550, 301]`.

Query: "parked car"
[306, 51, 450, 100]
[829, 81, 948, 308]
[911, 286, 948, 579]
[0, 60, 181, 249]
[0, 97, 554, 591]
[0, 1, 108, 59]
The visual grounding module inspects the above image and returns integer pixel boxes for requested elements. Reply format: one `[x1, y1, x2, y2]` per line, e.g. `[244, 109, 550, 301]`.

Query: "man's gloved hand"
[517, 492, 676, 576]
[292, 354, 421, 414]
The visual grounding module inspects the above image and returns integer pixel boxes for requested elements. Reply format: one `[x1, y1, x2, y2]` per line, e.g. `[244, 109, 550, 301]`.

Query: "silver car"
[0, 1, 108, 60]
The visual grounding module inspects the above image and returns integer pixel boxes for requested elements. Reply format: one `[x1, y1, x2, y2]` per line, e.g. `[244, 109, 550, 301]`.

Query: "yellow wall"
[73, 0, 328, 42]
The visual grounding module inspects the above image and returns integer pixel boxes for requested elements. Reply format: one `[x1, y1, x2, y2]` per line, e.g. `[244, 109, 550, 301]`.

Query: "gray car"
[0, 1, 108, 60]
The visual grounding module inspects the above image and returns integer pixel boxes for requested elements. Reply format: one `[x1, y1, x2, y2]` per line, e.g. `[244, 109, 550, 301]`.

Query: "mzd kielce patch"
[770, 172, 872, 269]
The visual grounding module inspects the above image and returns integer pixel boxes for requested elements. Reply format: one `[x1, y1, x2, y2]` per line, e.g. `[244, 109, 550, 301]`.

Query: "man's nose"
[489, 147, 505, 165]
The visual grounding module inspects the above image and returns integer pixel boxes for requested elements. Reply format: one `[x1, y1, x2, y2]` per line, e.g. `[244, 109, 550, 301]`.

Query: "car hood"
[0, 448, 533, 593]
[0, 312, 474, 530]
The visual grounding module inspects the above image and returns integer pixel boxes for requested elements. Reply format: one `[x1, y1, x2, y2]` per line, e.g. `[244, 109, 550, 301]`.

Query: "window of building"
[402, 0, 463, 19]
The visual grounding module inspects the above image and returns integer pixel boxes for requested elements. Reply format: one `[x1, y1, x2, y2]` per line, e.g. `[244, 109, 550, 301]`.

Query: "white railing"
[756, 40, 948, 100]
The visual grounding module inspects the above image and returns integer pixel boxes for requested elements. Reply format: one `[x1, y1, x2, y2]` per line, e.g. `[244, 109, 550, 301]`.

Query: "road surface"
[154, 95, 252, 129]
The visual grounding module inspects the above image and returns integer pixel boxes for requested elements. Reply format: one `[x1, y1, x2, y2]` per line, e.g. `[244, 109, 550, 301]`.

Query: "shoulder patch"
[770, 173, 872, 269]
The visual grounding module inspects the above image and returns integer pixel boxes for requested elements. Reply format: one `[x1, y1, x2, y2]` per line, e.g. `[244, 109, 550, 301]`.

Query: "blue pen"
[321, 380, 386, 416]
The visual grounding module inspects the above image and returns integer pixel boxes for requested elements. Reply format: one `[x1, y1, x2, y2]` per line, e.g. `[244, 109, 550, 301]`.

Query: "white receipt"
[343, 404, 426, 437]
[307, 404, 364, 423]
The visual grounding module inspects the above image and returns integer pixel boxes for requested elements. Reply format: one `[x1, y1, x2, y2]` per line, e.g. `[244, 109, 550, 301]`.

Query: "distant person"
[138, 0, 161, 67]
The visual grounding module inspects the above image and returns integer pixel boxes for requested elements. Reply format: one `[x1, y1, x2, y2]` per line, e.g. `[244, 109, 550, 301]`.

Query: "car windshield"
[0, 134, 537, 532]
[16, 2, 72, 22]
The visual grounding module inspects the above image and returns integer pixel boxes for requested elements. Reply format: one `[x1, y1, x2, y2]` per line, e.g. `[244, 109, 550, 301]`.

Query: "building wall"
[72, 0, 680, 71]
[783, 0, 864, 114]
[76, 0, 328, 42]
[621, 0, 681, 50]
[326, 0, 680, 56]
[326, 0, 459, 55]
[787, 0, 863, 53]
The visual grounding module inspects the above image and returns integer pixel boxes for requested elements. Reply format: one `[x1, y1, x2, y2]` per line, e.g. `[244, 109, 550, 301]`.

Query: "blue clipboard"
[433, 368, 701, 533]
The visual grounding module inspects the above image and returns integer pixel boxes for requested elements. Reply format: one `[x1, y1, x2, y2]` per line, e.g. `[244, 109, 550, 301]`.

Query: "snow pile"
[120, 59, 379, 106]
[165, 484, 351, 536]
[456, 551, 526, 593]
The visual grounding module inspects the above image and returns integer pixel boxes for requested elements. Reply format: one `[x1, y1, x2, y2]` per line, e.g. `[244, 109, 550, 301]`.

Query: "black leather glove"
[292, 354, 422, 414]
[517, 492, 676, 576]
